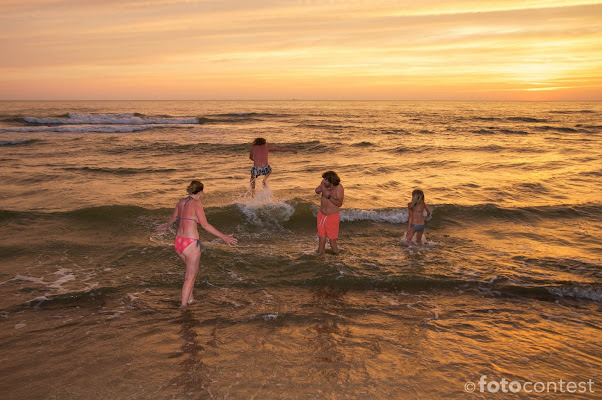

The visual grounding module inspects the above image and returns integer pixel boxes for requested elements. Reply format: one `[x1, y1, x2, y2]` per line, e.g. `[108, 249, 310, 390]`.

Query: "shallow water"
[0, 101, 600, 398]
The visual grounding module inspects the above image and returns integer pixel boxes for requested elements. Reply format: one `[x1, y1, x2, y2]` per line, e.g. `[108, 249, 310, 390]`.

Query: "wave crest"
[24, 113, 199, 125]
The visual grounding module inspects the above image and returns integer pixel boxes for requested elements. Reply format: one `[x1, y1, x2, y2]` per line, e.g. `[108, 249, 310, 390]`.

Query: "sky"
[1, 0, 601, 100]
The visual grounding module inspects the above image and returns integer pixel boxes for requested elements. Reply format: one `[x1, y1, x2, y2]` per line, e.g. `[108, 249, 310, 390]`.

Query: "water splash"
[235, 185, 295, 229]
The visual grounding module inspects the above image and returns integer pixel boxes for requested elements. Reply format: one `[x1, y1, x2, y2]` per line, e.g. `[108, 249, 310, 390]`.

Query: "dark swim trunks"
[251, 165, 272, 179]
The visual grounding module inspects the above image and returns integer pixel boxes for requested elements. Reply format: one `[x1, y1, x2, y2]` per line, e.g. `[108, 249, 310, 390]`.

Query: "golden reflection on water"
[0, 284, 599, 398]
[1, 101, 600, 399]
[170, 312, 210, 398]
[136, 287, 598, 398]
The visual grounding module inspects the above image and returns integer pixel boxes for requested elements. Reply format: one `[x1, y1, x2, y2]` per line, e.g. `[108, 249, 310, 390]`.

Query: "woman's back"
[177, 196, 200, 238]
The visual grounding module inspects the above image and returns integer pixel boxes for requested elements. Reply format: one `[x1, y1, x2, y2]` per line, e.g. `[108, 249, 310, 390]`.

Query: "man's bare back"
[250, 144, 269, 167]
[248, 138, 297, 193]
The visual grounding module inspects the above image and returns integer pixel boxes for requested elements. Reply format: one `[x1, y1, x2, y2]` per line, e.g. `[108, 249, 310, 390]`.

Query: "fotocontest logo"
[464, 375, 596, 394]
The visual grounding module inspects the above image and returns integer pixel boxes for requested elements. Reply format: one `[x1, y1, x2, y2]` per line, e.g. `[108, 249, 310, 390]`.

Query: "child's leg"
[250, 176, 256, 191]
[404, 227, 415, 242]
[328, 238, 339, 254]
[415, 231, 423, 244]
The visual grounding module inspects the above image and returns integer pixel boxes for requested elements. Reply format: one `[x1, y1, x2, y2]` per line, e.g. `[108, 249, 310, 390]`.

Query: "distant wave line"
[0, 125, 155, 133]
[23, 113, 199, 125]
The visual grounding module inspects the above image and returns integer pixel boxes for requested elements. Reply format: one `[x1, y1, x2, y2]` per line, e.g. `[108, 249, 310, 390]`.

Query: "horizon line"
[1, 99, 601, 102]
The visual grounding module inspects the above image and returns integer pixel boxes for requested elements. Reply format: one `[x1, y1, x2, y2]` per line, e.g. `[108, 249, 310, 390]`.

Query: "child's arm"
[268, 146, 297, 154]
[249, 147, 254, 160]
[407, 203, 412, 227]
[424, 203, 431, 219]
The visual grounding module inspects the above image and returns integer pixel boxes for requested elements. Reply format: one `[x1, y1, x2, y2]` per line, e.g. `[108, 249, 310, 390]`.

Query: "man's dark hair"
[252, 138, 266, 146]
[322, 171, 341, 186]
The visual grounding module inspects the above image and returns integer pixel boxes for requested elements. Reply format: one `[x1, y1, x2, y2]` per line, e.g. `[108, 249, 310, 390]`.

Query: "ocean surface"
[0, 100, 600, 399]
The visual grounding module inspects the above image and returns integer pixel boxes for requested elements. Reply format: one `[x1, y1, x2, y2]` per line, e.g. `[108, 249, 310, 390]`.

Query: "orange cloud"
[1, 1, 600, 99]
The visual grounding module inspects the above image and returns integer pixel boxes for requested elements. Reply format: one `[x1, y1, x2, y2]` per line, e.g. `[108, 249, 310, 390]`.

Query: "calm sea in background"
[0, 100, 600, 399]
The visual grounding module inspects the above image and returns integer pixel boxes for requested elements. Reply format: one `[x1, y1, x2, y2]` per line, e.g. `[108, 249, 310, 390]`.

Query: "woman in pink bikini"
[157, 180, 237, 310]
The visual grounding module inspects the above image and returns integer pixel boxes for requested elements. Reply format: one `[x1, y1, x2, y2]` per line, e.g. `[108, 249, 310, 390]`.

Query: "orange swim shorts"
[317, 211, 340, 239]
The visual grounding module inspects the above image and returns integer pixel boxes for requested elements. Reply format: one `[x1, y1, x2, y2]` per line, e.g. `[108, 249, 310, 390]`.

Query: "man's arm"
[328, 185, 344, 207]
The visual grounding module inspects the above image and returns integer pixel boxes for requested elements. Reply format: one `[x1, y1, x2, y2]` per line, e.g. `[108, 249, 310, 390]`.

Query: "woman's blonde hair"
[410, 189, 424, 209]
[186, 180, 204, 195]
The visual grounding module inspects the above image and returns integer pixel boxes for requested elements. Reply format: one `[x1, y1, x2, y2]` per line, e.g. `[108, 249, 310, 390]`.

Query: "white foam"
[381, 295, 400, 306]
[7, 269, 75, 292]
[547, 286, 602, 302]
[24, 113, 199, 125]
[107, 311, 125, 320]
[0, 125, 153, 133]
[0, 139, 35, 145]
[10, 274, 45, 285]
[228, 272, 245, 281]
[340, 208, 408, 223]
[48, 272, 75, 289]
[235, 186, 295, 227]
[125, 293, 139, 303]
[24, 296, 50, 307]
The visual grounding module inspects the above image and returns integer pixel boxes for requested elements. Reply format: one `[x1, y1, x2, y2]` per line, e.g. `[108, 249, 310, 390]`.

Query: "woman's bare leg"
[179, 245, 201, 310]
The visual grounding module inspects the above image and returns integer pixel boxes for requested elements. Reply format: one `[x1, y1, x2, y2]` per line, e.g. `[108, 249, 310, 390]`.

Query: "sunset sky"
[1, 0, 601, 100]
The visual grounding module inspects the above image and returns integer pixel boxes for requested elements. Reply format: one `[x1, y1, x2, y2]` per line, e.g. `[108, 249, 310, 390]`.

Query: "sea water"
[0, 101, 600, 398]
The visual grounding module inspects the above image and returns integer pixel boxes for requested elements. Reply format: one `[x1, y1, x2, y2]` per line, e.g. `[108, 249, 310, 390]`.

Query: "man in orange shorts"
[315, 171, 344, 254]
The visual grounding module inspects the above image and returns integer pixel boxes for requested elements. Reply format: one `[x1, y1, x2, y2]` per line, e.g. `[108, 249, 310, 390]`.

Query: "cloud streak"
[1, 0, 601, 99]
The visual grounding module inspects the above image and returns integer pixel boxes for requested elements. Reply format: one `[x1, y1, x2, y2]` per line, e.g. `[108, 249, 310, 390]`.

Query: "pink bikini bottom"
[174, 236, 200, 254]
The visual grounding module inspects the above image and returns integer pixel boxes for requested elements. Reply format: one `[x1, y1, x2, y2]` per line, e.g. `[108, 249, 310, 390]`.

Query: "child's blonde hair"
[410, 189, 425, 209]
